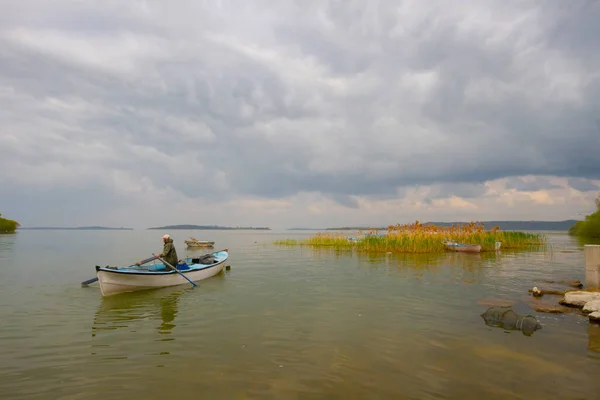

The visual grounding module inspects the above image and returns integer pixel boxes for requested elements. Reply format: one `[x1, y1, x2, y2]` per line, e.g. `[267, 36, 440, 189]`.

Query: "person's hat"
[162, 234, 170, 239]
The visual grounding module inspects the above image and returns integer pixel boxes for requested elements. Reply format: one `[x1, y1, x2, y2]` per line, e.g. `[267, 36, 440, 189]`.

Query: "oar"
[81, 255, 157, 286]
[154, 254, 198, 288]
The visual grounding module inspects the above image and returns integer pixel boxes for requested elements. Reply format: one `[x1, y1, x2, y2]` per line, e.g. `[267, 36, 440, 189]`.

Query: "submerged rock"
[532, 305, 565, 314]
[559, 291, 600, 308]
[529, 287, 565, 297]
[477, 298, 515, 308]
[525, 297, 575, 314]
[565, 280, 584, 289]
[541, 279, 583, 289]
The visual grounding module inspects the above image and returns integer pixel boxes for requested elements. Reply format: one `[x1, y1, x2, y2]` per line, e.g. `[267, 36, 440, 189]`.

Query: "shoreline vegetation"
[0, 213, 20, 233]
[568, 195, 600, 238]
[275, 221, 547, 254]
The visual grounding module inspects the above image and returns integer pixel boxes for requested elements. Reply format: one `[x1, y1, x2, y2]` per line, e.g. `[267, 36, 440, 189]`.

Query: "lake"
[1, 229, 599, 399]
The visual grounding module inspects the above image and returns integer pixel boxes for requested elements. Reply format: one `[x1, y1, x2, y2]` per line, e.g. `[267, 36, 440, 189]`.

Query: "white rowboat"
[95, 249, 229, 296]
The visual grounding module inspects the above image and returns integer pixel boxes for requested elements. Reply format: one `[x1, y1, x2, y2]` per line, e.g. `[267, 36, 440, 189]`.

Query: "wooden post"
[585, 245, 600, 290]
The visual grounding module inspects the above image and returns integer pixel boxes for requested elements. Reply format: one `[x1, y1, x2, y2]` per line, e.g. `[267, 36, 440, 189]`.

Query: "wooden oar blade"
[81, 277, 98, 286]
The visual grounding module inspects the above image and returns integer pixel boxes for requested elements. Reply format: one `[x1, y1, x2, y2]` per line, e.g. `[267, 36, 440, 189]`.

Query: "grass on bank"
[0, 213, 20, 233]
[569, 195, 600, 239]
[275, 221, 547, 253]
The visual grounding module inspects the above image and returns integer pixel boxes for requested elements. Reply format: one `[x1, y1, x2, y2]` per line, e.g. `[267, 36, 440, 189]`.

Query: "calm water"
[1, 229, 599, 399]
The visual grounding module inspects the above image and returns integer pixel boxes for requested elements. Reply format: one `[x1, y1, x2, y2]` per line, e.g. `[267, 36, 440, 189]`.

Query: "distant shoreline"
[20, 226, 133, 230]
[323, 220, 578, 231]
[148, 225, 271, 230]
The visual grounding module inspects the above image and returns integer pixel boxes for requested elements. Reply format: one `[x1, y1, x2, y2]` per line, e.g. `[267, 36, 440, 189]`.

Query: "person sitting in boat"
[136, 234, 179, 268]
[157, 234, 179, 267]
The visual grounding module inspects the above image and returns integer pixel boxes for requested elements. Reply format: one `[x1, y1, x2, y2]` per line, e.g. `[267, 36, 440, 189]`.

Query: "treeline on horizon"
[569, 195, 600, 238]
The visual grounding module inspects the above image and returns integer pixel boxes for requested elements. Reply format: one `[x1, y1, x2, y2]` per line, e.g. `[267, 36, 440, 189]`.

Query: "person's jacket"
[161, 237, 178, 267]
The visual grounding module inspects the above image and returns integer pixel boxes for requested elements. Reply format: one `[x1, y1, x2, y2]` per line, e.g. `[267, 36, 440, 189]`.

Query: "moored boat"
[95, 249, 229, 296]
[184, 237, 215, 248]
[443, 242, 482, 253]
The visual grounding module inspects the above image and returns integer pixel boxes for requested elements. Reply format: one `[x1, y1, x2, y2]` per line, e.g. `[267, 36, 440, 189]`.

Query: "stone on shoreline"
[559, 291, 600, 308]
[583, 300, 600, 314]
[590, 312, 600, 323]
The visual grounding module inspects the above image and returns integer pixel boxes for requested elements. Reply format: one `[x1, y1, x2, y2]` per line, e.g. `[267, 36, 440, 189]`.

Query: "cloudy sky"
[1, 0, 599, 230]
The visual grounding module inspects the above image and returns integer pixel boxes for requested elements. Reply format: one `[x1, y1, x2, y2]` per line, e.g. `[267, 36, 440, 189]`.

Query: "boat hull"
[97, 251, 227, 296]
[444, 243, 482, 253]
[185, 240, 215, 248]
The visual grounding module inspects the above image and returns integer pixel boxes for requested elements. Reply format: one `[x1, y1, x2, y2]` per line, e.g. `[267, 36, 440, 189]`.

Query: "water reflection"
[360, 250, 496, 281]
[92, 286, 187, 337]
[575, 235, 600, 247]
[0, 233, 16, 260]
[309, 247, 497, 269]
[588, 323, 600, 355]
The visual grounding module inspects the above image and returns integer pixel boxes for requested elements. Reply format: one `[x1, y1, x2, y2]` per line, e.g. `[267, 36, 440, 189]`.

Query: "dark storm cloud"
[568, 178, 600, 192]
[0, 0, 599, 223]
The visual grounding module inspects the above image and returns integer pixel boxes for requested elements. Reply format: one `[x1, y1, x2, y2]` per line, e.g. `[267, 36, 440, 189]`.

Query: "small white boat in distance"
[443, 241, 482, 253]
[184, 237, 215, 248]
[95, 249, 229, 296]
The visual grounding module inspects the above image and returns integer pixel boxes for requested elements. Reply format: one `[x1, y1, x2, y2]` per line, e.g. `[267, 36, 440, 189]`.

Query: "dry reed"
[274, 221, 546, 254]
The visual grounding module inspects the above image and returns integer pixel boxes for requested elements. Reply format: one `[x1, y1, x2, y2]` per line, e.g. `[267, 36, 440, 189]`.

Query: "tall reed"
[274, 221, 547, 254]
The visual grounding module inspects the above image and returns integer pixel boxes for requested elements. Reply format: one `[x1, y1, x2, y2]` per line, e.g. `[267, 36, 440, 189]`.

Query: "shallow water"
[0, 229, 599, 399]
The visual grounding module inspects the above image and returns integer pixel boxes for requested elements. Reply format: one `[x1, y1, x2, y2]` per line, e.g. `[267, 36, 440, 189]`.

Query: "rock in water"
[583, 300, 600, 314]
[559, 291, 600, 308]
[532, 305, 566, 314]
[477, 298, 515, 308]
[564, 280, 584, 289]
[590, 312, 600, 323]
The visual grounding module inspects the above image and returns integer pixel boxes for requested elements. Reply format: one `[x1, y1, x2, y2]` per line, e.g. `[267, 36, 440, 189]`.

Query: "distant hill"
[20, 226, 133, 230]
[149, 225, 270, 230]
[326, 220, 579, 231]
[287, 228, 327, 231]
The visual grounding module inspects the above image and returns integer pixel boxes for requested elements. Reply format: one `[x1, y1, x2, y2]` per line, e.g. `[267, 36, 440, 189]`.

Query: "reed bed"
[274, 221, 547, 254]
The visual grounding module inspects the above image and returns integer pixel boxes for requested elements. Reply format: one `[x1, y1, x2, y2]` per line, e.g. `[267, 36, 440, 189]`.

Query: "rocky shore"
[526, 279, 600, 323]
[559, 291, 600, 322]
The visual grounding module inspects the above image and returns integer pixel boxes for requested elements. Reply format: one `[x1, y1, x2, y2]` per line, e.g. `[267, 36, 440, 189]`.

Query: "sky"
[1, 0, 599, 230]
